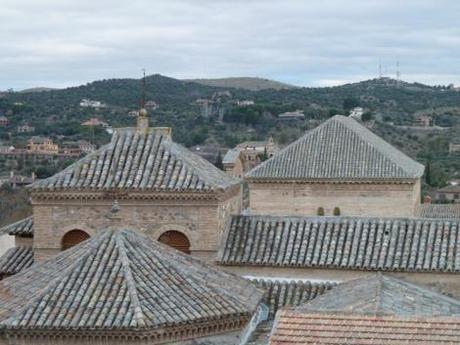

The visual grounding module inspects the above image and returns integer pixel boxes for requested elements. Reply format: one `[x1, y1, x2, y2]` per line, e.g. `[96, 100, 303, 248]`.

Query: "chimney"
[10, 170, 14, 179]
[31, 171, 36, 181]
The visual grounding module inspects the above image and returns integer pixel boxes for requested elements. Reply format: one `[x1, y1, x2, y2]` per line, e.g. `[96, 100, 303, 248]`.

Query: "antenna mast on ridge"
[396, 60, 401, 81]
[141, 68, 146, 109]
[378, 60, 383, 79]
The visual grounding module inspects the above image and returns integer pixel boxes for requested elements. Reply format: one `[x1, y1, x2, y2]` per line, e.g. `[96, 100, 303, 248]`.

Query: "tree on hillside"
[215, 151, 223, 170]
[343, 97, 360, 112]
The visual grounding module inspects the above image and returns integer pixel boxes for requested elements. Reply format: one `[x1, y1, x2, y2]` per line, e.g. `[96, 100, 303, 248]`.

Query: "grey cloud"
[1, 0, 460, 89]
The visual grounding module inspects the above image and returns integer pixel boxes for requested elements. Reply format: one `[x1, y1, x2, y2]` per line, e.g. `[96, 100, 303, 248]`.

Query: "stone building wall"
[248, 179, 421, 217]
[31, 190, 241, 262]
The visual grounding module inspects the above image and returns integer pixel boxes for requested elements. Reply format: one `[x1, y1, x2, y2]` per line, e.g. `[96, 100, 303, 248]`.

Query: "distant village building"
[434, 185, 460, 203]
[450, 142, 460, 153]
[223, 137, 278, 177]
[145, 100, 159, 110]
[246, 115, 425, 217]
[0, 145, 15, 154]
[415, 115, 434, 127]
[77, 140, 96, 153]
[16, 124, 35, 133]
[59, 140, 96, 157]
[128, 110, 139, 117]
[0, 116, 9, 127]
[79, 98, 106, 108]
[349, 106, 364, 119]
[236, 100, 255, 106]
[81, 117, 109, 128]
[223, 148, 245, 178]
[0, 171, 36, 188]
[26, 136, 59, 155]
[277, 110, 305, 120]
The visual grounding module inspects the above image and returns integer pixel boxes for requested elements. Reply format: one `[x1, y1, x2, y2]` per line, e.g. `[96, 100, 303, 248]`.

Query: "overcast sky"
[1, 0, 460, 89]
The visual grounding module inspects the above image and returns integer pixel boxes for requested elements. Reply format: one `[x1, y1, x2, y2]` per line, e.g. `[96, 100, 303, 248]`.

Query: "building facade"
[27, 113, 241, 262]
[26, 137, 59, 155]
[246, 116, 424, 217]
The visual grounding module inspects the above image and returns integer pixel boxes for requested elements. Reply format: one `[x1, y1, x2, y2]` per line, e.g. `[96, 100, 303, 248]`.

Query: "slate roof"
[218, 215, 460, 272]
[269, 312, 460, 345]
[418, 204, 460, 219]
[0, 247, 33, 278]
[29, 128, 239, 192]
[252, 279, 335, 319]
[0, 229, 262, 335]
[246, 115, 424, 180]
[223, 148, 242, 164]
[0, 217, 33, 237]
[297, 274, 460, 317]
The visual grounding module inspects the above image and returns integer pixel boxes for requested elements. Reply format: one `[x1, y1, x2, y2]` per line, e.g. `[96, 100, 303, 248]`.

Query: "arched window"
[62, 229, 90, 250]
[317, 207, 325, 216]
[158, 231, 191, 254]
[333, 207, 341, 216]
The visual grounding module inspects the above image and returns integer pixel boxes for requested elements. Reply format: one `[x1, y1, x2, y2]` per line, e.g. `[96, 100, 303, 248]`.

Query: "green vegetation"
[1, 74, 459, 196]
[0, 185, 31, 227]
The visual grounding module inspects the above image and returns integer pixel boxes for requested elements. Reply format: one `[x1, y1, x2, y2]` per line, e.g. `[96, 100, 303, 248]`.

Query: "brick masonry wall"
[248, 179, 421, 217]
[32, 190, 241, 262]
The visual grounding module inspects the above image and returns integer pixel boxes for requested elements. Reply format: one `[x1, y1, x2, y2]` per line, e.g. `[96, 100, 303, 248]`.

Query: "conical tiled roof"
[29, 128, 238, 192]
[247, 116, 424, 180]
[297, 274, 460, 317]
[0, 229, 262, 338]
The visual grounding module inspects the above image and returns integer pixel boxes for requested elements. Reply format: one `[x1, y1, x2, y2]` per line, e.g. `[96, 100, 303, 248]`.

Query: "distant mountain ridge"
[184, 77, 297, 91]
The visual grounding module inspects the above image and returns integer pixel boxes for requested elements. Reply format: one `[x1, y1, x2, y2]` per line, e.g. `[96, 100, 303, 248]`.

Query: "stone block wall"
[248, 179, 421, 217]
[31, 189, 241, 262]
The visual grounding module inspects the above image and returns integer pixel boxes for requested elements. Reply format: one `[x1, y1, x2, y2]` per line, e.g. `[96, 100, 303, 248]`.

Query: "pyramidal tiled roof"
[29, 128, 239, 192]
[247, 115, 424, 180]
[0, 247, 33, 278]
[0, 229, 262, 337]
[297, 274, 460, 317]
[0, 217, 33, 236]
[218, 215, 460, 273]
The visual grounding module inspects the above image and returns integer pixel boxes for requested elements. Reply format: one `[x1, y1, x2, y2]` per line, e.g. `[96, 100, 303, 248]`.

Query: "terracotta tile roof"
[270, 275, 460, 344]
[0, 247, 33, 278]
[298, 274, 460, 317]
[218, 215, 460, 272]
[29, 128, 238, 192]
[0, 229, 263, 337]
[0, 217, 33, 236]
[247, 115, 424, 180]
[252, 279, 335, 319]
[270, 312, 460, 345]
[418, 204, 460, 220]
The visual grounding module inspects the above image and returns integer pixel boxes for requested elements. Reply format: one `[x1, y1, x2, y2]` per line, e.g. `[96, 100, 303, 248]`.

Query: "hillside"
[0, 74, 459, 189]
[184, 77, 296, 91]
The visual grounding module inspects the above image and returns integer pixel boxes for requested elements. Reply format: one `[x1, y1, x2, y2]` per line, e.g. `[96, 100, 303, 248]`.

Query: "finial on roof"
[106, 199, 122, 228]
[111, 200, 120, 214]
[137, 68, 149, 131]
